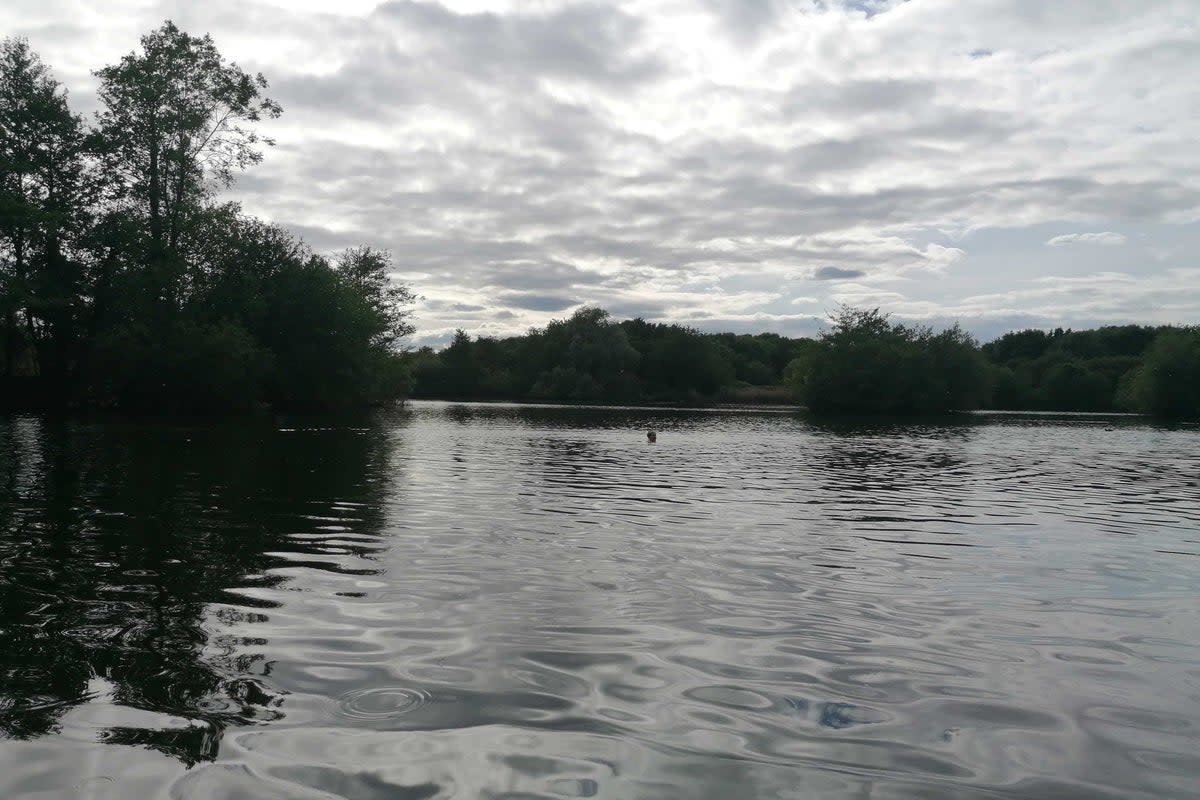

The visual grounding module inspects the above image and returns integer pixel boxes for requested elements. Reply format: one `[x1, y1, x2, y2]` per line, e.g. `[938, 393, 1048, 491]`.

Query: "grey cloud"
[497, 292, 578, 312]
[424, 300, 488, 312]
[375, 1, 665, 88]
[811, 267, 867, 280]
[600, 299, 672, 320]
[413, 330, 457, 349]
[702, 0, 787, 44]
[271, 52, 427, 122]
[471, 261, 608, 293]
[781, 77, 941, 116]
[283, 222, 362, 252]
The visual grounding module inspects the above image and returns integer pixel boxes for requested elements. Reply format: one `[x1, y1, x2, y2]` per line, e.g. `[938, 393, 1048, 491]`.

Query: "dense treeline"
[410, 306, 1200, 418]
[408, 307, 813, 405]
[0, 25, 414, 413]
[983, 324, 1200, 415]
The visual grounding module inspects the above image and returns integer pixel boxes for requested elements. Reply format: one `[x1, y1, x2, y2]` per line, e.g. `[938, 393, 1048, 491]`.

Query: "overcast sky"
[6, 0, 1199, 346]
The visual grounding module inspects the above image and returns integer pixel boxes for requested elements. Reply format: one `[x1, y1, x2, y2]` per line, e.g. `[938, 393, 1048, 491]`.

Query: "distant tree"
[926, 324, 992, 410]
[533, 308, 639, 401]
[440, 330, 480, 397]
[782, 355, 806, 395]
[403, 304, 1197, 415]
[980, 323, 1179, 411]
[1040, 361, 1110, 411]
[623, 319, 732, 399]
[1121, 329, 1200, 418]
[1094, 325, 1160, 357]
[983, 329, 1054, 364]
[800, 307, 989, 415]
[647, 328, 732, 397]
[471, 336, 519, 398]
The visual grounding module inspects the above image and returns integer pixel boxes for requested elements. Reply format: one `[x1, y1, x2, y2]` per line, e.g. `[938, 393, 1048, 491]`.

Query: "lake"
[1, 401, 1198, 799]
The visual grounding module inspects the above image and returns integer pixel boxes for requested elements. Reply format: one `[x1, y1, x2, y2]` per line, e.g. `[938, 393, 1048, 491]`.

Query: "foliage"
[0, 28, 414, 414]
[981, 324, 1181, 413]
[408, 307, 1197, 418]
[408, 309, 808, 405]
[1118, 329, 1200, 418]
[88, 319, 269, 413]
[336, 247, 417, 348]
[792, 308, 990, 415]
[0, 37, 92, 391]
[534, 308, 639, 401]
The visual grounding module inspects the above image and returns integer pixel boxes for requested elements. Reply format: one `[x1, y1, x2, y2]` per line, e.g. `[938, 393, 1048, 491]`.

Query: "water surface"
[1, 402, 1198, 798]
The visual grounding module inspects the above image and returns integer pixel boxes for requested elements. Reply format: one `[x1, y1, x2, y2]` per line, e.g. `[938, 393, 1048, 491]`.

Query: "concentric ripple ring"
[335, 687, 430, 721]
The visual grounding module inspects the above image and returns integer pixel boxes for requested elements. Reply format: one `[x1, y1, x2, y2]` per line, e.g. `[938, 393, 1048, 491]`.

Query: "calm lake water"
[1, 401, 1198, 799]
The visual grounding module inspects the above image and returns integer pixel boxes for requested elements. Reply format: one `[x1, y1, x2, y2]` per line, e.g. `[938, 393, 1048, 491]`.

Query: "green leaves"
[801, 307, 991, 415]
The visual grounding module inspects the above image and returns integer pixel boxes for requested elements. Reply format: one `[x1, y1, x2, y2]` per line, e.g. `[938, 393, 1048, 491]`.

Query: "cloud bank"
[6, 0, 1199, 345]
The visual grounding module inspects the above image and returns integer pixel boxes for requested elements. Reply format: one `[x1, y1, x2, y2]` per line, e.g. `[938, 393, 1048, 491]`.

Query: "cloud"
[497, 292, 578, 312]
[810, 266, 867, 280]
[1046, 232, 1129, 247]
[423, 300, 488, 313]
[5, 0, 1199, 343]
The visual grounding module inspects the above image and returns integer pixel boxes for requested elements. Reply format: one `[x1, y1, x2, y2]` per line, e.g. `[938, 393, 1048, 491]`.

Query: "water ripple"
[335, 687, 432, 722]
[2, 406, 1199, 798]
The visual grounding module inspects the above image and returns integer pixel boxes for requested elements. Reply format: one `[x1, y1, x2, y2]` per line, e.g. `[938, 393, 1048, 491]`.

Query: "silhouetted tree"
[93, 21, 281, 312]
[1, 26, 415, 414]
[336, 246, 417, 348]
[796, 307, 990, 415]
[0, 38, 92, 391]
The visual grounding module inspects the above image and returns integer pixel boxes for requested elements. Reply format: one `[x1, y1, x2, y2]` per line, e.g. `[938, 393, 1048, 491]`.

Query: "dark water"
[1, 402, 1198, 799]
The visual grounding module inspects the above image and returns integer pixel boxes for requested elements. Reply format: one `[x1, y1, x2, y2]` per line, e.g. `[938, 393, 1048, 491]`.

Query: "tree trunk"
[3, 311, 16, 379]
[168, 133, 188, 253]
[10, 225, 29, 376]
[23, 312, 39, 376]
[148, 138, 162, 247]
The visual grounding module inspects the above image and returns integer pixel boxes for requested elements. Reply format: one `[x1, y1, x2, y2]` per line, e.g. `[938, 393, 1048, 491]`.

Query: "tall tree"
[93, 21, 281, 310]
[0, 37, 90, 384]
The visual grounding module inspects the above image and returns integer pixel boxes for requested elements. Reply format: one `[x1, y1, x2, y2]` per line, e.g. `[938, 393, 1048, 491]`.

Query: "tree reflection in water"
[0, 415, 394, 765]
